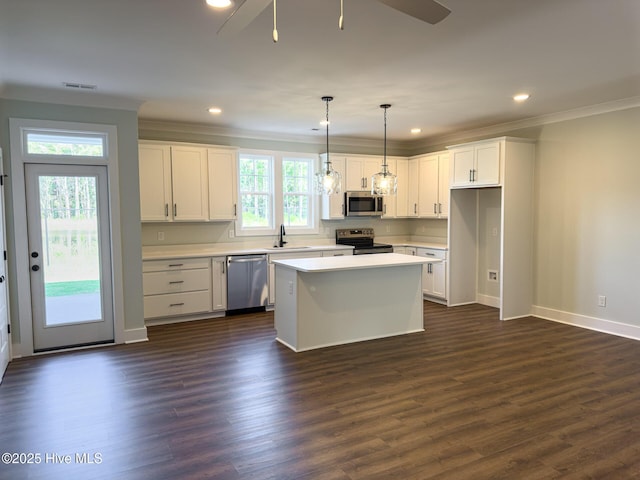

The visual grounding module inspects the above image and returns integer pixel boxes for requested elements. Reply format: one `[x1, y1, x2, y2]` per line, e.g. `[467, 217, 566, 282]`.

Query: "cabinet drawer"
[322, 249, 352, 257]
[416, 248, 447, 261]
[143, 268, 211, 295]
[143, 257, 210, 272]
[144, 290, 212, 319]
[268, 252, 322, 263]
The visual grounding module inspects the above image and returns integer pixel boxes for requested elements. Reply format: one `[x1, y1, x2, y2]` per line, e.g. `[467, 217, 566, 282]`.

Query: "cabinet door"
[211, 257, 227, 311]
[475, 142, 500, 186]
[450, 147, 475, 188]
[345, 158, 365, 190]
[139, 144, 172, 221]
[395, 158, 409, 217]
[407, 159, 419, 217]
[171, 146, 209, 221]
[321, 156, 345, 219]
[381, 157, 397, 218]
[418, 155, 439, 217]
[363, 158, 381, 192]
[432, 260, 447, 299]
[208, 148, 237, 221]
[438, 153, 450, 217]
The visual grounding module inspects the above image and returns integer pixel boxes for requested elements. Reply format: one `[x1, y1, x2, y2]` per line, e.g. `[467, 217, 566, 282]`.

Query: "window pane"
[26, 132, 105, 157]
[284, 194, 309, 227]
[241, 194, 271, 227]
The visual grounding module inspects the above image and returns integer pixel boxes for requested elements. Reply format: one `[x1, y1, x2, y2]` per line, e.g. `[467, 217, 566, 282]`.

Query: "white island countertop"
[272, 252, 436, 273]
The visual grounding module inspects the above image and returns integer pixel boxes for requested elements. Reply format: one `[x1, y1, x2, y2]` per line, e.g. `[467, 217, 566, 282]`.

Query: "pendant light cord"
[323, 96, 333, 174]
[381, 104, 391, 175]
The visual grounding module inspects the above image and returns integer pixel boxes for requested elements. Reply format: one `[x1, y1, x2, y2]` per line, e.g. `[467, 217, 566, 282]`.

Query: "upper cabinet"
[345, 156, 381, 191]
[207, 147, 238, 221]
[170, 145, 209, 221]
[449, 140, 500, 188]
[139, 144, 173, 222]
[413, 151, 449, 218]
[139, 142, 211, 222]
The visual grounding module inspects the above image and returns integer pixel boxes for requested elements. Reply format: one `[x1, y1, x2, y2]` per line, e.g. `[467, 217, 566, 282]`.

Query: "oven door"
[345, 192, 383, 216]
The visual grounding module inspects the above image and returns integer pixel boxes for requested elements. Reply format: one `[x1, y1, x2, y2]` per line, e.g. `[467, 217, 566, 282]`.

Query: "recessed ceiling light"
[205, 0, 232, 8]
[208, 107, 222, 114]
[410, 128, 422, 134]
[513, 93, 531, 102]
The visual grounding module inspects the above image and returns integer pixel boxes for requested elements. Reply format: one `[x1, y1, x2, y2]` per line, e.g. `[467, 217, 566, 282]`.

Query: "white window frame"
[235, 149, 319, 237]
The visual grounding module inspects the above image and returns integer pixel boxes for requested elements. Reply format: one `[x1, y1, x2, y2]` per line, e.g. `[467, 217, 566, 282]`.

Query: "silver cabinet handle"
[438, 203, 442, 214]
[384, 204, 387, 215]
[173, 204, 177, 217]
[169, 280, 184, 284]
[433, 203, 437, 214]
[233, 204, 237, 217]
[169, 303, 185, 307]
[414, 203, 417, 214]
[168, 263, 184, 267]
[165, 204, 169, 217]
[222, 260, 225, 274]
[469, 169, 473, 182]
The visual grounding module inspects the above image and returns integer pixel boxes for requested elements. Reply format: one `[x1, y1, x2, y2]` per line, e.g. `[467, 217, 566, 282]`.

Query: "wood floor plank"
[2, 302, 640, 479]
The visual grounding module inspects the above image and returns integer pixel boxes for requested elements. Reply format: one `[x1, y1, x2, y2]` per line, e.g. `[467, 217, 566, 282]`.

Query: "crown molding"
[410, 96, 640, 153]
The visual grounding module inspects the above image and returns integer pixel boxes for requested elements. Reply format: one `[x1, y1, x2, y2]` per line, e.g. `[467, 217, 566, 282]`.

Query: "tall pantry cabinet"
[447, 137, 535, 320]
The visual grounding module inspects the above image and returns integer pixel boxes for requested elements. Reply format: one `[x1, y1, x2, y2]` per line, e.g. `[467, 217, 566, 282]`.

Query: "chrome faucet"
[278, 224, 287, 247]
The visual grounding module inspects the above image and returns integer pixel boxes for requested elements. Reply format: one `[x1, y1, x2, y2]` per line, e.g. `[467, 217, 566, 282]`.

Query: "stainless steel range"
[335, 228, 393, 255]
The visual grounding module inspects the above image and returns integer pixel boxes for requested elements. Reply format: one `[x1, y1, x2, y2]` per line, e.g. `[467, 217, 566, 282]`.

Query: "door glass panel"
[39, 175, 103, 326]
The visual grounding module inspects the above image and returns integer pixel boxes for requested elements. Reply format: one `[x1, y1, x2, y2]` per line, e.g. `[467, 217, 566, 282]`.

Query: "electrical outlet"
[386, 225, 391, 233]
[228, 229, 235, 238]
[488, 270, 498, 282]
[157, 231, 165, 241]
[288, 281, 293, 295]
[492, 227, 498, 237]
[598, 295, 607, 307]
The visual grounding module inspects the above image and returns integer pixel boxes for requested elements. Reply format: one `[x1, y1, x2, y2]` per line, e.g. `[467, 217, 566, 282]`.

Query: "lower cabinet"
[268, 252, 323, 305]
[211, 257, 227, 312]
[416, 248, 447, 300]
[143, 258, 212, 319]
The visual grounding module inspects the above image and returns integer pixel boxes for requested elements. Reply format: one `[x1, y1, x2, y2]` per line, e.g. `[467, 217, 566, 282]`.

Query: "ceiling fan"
[216, 0, 451, 38]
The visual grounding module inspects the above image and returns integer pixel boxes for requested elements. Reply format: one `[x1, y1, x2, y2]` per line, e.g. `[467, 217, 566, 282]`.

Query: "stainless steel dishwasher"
[226, 254, 268, 312]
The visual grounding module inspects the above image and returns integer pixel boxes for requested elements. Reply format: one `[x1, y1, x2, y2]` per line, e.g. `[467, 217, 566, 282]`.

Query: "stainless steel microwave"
[345, 191, 384, 217]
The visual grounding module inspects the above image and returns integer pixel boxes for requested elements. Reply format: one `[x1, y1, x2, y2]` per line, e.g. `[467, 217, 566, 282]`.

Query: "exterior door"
[25, 164, 114, 351]
[0, 149, 10, 381]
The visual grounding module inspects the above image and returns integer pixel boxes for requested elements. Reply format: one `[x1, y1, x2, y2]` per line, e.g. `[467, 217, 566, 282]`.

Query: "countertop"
[272, 253, 435, 273]
[141, 238, 448, 261]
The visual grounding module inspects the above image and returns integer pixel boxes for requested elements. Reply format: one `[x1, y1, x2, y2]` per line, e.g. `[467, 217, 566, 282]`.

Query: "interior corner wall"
[532, 106, 640, 328]
[0, 98, 145, 347]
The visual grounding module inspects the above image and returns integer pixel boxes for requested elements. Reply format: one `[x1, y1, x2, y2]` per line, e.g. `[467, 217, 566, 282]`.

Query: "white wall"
[532, 107, 640, 329]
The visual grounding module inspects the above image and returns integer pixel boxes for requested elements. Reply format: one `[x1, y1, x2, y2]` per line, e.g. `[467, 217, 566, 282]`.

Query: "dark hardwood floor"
[2, 302, 640, 479]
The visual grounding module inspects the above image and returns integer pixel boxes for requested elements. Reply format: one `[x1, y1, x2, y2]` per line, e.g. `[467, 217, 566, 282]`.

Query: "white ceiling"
[1, 0, 639, 143]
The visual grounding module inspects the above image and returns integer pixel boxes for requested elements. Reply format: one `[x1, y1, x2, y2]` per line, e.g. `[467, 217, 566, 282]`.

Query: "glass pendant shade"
[316, 96, 342, 195]
[371, 104, 397, 196]
[315, 165, 341, 195]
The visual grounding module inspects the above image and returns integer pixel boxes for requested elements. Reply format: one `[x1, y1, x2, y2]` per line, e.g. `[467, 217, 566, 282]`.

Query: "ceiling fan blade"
[217, 0, 273, 37]
[377, 0, 451, 25]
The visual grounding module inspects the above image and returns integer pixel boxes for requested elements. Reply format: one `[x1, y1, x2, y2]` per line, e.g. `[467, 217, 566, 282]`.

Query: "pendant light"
[315, 96, 342, 195]
[371, 104, 397, 196]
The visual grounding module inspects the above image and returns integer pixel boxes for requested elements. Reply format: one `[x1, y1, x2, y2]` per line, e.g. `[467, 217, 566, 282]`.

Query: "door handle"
[31, 265, 40, 272]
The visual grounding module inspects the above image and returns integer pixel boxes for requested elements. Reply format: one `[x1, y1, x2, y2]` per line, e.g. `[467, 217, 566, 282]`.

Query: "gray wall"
[0, 98, 145, 344]
[531, 107, 640, 325]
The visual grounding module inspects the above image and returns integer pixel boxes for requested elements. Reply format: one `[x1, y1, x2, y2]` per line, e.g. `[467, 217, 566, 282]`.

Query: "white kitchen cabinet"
[345, 156, 381, 191]
[414, 151, 449, 218]
[417, 248, 447, 299]
[139, 144, 172, 221]
[395, 246, 417, 255]
[143, 258, 212, 319]
[322, 248, 353, 257]
[407, 158, 419, 217]
[448, 137, 536, 320]
[138, 142, 209, 222]
[449, 140, 500, 188]
[320, 155, 346, 220]
[208, 148, 237, 221]
[211, 256, 227, 311]
[394, 158, 409, 218]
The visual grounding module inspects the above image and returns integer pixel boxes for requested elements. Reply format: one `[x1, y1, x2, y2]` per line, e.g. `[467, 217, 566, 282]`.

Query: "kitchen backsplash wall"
[141, 218, 447, 247]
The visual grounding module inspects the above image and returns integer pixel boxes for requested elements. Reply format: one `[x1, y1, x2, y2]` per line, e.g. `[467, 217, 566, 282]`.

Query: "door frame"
[9, 119, 126, 356]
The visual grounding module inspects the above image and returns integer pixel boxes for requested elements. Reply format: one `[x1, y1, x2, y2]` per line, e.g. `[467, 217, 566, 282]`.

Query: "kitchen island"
[272, 253, 431, 352]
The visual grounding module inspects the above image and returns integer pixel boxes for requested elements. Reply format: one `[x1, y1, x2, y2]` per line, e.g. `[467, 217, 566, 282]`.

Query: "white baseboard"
[124, 327, 149, 344]
[531, 305, 640, 341]
[477, 294, 500, 308]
